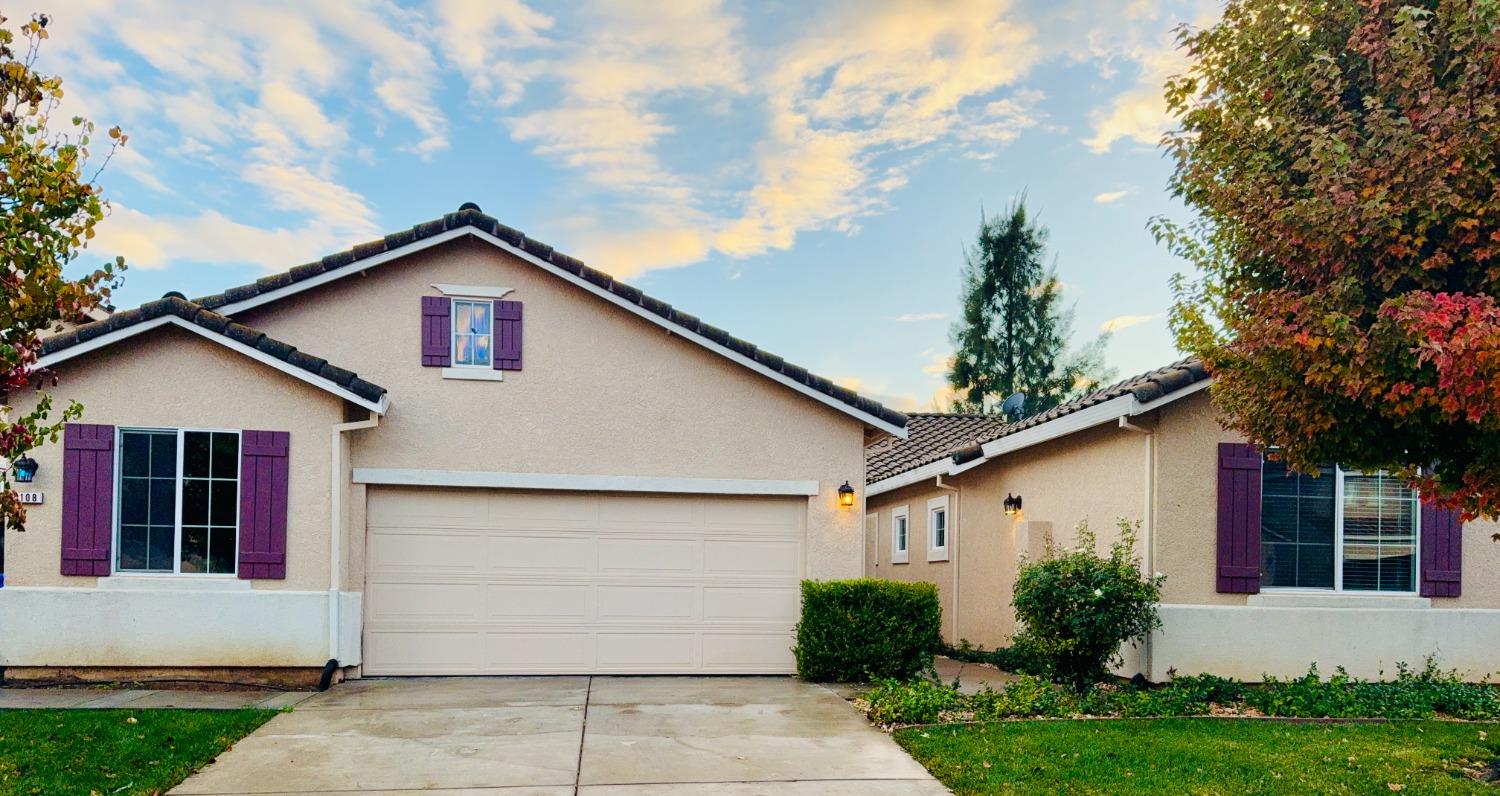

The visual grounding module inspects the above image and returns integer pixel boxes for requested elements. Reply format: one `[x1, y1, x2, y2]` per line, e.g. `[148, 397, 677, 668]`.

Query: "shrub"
[940, 640, 1048, 677]
[865, 677, 964, 725]
[794, 579, 942, 682]
[1011, 519, 1164, 693]
[972, 675, 1081, 719]
[1246, 661, 1500, 720]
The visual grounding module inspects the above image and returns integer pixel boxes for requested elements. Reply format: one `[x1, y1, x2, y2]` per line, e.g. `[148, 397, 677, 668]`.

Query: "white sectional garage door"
[363, 487, 806, 675]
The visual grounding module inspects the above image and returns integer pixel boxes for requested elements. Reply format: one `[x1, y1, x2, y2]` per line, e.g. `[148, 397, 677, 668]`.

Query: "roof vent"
[162, 291, 187, 300]
[458, 202, 482, 212]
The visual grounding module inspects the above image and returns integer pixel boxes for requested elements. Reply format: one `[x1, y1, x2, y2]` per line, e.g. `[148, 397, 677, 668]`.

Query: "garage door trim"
[353, 467, 821, 496]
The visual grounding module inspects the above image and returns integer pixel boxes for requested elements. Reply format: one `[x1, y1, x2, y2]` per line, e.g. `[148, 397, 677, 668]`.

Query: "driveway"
[171, 676, 949, 795]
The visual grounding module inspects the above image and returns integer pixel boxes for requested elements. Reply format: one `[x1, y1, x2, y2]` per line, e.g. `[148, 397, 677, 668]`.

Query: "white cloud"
[1093, 189, 1131, 204]
[896, 312, 948, 322]
[1101, 312, 1163, 332]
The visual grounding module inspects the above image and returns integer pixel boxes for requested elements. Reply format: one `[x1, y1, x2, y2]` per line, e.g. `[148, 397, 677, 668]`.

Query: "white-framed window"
[891, 505, 910, 564]
[1260, 457, 1419, 593]
[928, 495, 949, 562]
[115, 428, 241, 576]
[450, 298, 494, 368]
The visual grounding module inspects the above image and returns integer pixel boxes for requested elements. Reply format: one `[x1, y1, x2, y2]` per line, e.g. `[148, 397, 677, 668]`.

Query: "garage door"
[363, 487, 806, 675]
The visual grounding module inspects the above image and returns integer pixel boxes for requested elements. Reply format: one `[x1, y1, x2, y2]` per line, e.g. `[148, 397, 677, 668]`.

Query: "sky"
[40, 0, 1221, 412]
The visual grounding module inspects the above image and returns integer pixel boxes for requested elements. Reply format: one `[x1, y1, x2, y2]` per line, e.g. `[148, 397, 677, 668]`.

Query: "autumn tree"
[949, 197, 1112, 416]
[1, 13, 124, 530]
[1156, 0, 1500, 517]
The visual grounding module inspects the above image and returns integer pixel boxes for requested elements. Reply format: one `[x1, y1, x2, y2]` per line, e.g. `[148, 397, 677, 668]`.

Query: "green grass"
[0, 709, 275, 796]
[896, 718, 1500, 795]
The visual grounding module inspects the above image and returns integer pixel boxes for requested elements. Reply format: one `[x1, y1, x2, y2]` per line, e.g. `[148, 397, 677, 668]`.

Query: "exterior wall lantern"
[1003, 493, 1022, 516]
[11, 456, 38, 484]
[837, 481, 856, 508]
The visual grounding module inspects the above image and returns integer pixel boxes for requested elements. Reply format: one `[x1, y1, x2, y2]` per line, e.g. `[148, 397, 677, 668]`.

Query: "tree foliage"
[948, 198, 1113, 416]
[1155, 0, 1500, 518]
[1, 13, 124, 530]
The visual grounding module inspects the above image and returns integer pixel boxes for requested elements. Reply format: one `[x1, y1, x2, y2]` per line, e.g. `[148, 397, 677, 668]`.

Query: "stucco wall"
[234, 237, 870, 582]
[4, 327, 344, 592]
[867, 420, 1149, 654]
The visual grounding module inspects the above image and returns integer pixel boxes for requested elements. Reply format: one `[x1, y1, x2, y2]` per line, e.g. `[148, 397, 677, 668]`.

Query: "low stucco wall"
[0, 587, 361, 667]
[1153, 603, 1500, 682]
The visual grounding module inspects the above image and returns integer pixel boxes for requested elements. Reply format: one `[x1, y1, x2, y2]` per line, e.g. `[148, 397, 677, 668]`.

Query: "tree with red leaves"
[1156, 0, 1500, 520]
[1, 13, 124, 531]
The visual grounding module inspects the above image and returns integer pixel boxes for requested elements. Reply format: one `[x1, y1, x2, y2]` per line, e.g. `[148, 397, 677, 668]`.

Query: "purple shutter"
[1216, 442, 1262, 593]
[421, 296, 451, 367]
[1419, 502, 1462, 597]
[494, 300, 523, 371]
[61, 423, 114, 576]
[238, 430, 289, 580]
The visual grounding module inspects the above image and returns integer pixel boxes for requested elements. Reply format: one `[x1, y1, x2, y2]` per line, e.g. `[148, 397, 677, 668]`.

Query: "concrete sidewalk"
[0, 687, 314, 710]
[171, 676, 951, 795]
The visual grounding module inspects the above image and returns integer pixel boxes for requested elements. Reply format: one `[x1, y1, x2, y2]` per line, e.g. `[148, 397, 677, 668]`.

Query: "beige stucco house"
[865, 361, 1500, 681]
[0, 203, 907, 684]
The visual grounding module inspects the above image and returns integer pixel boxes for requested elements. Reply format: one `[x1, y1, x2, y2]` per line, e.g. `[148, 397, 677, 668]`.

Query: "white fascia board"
[213, 226, 907, 438]
[353, 468, 822, 496]
[36, 316, 389, 414]
[866, 458, 957, 497]
[976, 395, 1138, 460]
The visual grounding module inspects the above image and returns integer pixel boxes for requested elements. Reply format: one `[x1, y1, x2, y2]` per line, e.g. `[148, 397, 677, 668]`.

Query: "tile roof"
[866, 413, 1011, 483]
[192, 203, 908, 431]
[866, 358, 1210, 483]
[39, 296, 388, 405]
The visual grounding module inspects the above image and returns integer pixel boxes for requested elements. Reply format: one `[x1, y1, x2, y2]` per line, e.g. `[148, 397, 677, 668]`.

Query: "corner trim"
[352, 468, 822, 496]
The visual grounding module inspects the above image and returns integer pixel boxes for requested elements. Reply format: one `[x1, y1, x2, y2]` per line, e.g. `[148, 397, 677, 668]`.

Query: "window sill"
[927, 550, 950, 563]
[97, 575, 252, 592]
[1249, 591, 1430, 610]
[441, 367, 505, 382]
[892, 557, 909, 565]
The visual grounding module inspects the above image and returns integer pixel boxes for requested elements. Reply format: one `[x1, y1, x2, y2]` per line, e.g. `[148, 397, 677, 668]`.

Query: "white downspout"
[330, 411, 380, 662]
[935, 475, 961, 643]
[1118, 415, 1154, 679]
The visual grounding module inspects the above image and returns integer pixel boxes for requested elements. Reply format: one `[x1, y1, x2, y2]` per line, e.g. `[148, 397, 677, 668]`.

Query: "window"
[1260, 457, 1417, 593]
[117, 428, 240, 575]
[892, 506, 909, 564]
[928, 495, 949, 562]
[451, 299, 493, 368]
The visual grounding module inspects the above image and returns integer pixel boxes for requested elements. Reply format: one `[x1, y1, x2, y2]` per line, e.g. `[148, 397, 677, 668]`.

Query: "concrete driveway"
[171, 676, 949, 795]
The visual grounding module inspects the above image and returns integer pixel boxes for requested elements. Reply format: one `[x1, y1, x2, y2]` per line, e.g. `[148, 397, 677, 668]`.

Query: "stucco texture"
[5, 326, 343, 591]
[233, 237, 870, 583]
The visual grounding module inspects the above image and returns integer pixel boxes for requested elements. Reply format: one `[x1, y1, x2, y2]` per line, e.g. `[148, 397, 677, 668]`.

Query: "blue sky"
[45, 0, 1218, 411]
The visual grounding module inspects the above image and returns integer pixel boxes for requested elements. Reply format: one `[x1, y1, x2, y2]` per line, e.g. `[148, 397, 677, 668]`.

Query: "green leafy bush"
[972, 675, 1081, 719]
[1011, 520, 1164, 692]
[1247, 661, 1500, 720]
[865, 677, 964, 725]
[794, 579, 942, 682]
[942, 640, 1048, 677]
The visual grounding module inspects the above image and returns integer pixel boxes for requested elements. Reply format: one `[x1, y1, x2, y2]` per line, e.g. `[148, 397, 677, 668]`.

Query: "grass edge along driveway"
[0, 708, 275, 796]
[896, 717, 1500, 795]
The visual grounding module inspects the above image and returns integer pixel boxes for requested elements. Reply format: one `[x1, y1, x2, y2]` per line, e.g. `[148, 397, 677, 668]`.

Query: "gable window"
[116, 428, 240, 575]
[892, 506, 909, 564]
[1261, 457, 1417, 593]
[451, 299, 493, 368]
[928, 495, 950, 562]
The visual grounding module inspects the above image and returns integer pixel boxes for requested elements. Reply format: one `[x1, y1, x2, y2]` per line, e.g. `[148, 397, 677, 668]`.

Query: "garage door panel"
[365, 489, 805, 675]
[703, 539, 801, 578]
[485, 583, 591, 621]
[371, 488, 489, 528]
[596, 537, 699, 575]
[703, 585, 800, 622]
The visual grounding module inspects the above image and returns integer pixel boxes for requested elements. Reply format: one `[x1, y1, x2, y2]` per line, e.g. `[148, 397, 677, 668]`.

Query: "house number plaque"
[18, 491, 43, 505]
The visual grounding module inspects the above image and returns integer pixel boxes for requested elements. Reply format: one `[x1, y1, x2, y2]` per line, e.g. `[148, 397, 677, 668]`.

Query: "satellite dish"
[1000, 392, 1026, 421]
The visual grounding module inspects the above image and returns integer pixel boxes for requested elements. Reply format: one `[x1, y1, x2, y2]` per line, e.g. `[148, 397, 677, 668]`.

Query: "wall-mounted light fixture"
[11, 456, 38, 484]
[837, 481, 856, 508]
[1003, 493, 1022, 516]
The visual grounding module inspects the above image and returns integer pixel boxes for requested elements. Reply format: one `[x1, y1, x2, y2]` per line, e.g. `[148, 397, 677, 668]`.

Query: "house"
[864, 361, 1500, 681]
[0, 203, 907, 684]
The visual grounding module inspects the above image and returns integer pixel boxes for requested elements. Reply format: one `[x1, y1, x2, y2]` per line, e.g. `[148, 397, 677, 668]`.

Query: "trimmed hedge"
[794, 579, 942, 682]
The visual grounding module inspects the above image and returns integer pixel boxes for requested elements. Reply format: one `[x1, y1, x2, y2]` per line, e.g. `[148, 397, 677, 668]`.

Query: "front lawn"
[0, 709, 274, 796]
[897, 718, 1500, 795]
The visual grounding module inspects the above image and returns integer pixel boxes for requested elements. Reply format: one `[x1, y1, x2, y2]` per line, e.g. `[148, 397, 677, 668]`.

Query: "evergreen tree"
[947, 198, 1112, 416]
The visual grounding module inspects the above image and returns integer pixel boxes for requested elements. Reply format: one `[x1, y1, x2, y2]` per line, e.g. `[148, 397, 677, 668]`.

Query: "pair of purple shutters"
[60, 424, 289, 579]
[1216, 442, 1463, 597]
[421, 296, 523, 370]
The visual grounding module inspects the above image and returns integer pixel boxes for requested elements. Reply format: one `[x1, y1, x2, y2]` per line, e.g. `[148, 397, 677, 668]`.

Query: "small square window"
[452, 299, 494, 368]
